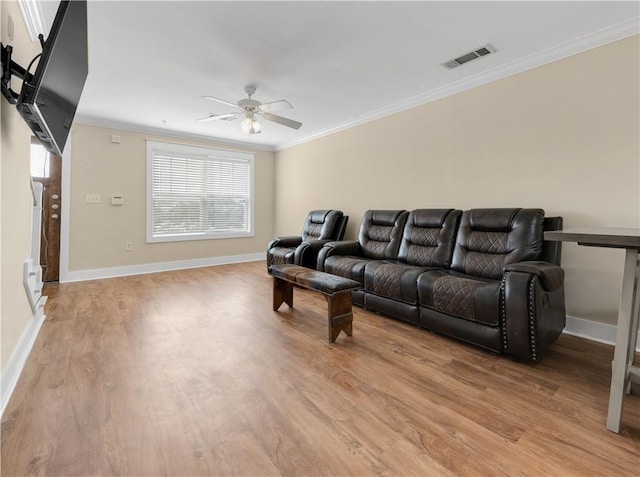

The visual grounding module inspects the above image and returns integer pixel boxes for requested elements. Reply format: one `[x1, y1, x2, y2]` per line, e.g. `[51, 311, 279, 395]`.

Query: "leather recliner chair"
[267, 210, 348, 270]
[317, 209, 409, 305]
[416, 208, 565, 360]
[364, 209, 462, 323]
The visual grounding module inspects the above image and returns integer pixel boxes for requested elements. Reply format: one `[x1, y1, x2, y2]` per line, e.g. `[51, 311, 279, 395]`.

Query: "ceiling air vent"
[443, 44, 496, 69]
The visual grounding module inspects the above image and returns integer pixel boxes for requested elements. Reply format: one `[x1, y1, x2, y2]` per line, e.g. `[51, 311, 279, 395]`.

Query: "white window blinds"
[147, 141, 254, 242]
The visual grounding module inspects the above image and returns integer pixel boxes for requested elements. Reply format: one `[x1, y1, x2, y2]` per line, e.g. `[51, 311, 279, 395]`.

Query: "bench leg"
[326, 292, 353, 343]
[273, 277, 294, 311]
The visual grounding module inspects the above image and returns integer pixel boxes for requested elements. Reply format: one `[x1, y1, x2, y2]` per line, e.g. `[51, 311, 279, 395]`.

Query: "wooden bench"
[269, 264, 361, 343]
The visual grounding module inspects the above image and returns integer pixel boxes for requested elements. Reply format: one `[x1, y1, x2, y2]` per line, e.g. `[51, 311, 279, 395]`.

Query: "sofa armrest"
[324, 240, 361, 255]
[317, 240, 362, 271]
[504, 261, 564, 291]
[267, 235, 302, 250]
[502, 264, 566, 361]
[295, 239, 333, 269]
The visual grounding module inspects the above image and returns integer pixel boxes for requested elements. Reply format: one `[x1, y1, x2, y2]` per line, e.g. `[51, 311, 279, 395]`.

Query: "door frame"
[58, 131, 72, 283]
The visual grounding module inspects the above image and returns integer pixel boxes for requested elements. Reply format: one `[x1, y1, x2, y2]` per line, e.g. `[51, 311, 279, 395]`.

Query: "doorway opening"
[30, 139, 61, 282]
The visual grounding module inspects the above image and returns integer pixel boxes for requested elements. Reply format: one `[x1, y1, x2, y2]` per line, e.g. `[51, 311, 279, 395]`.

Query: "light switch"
[8, 15, 14, 40]
[86, 194, 101, 204]
[111, 195, 124, 206]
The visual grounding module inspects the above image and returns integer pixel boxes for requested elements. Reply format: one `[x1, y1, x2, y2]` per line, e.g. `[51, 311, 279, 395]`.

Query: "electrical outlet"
[125, 241, 133, 252]
[86, 194, 101, 204]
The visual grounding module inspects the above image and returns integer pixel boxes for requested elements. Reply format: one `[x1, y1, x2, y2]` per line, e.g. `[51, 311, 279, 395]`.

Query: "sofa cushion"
[451, 208, 544, 279]
[301, 210, 344, 242]
[398, 209, 462, 267]
[323, 255, 377, 284]
[358, 210, 409, 259]
[364, 261, 430, 305]
[418, 270, 502, 326]
[268, 247, 296, 266]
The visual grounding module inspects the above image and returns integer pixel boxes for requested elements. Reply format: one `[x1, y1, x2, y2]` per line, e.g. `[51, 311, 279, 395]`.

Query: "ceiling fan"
[199, 85, 302, 134]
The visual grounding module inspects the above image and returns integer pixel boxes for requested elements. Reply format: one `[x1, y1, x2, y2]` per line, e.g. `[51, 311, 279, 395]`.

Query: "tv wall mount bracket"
[1, 35, 44, 105]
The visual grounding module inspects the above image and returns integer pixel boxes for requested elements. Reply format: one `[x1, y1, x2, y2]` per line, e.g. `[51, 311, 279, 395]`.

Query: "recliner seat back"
[451, 208, 544, 279]
[358, 210, 409, 259]
[301, 210, 344, 242]
[397, 209, 462, 267]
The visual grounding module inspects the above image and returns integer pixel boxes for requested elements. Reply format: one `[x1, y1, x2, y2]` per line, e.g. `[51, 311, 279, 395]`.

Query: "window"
[146, 140, 254, 242]
[30, 140, 50, 178]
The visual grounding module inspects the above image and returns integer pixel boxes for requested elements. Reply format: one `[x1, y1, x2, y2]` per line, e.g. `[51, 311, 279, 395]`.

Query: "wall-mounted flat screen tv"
[17, 0, 88, 157]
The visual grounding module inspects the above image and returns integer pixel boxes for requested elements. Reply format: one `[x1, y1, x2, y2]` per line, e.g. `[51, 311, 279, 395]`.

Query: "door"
[30, 140, 61, 282]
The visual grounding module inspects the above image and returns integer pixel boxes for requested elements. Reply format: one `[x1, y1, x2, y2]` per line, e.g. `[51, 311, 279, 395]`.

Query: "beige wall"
[68, 125, 275, 271]
[275, 36, 640, 326]
[1, 1, 40, 367]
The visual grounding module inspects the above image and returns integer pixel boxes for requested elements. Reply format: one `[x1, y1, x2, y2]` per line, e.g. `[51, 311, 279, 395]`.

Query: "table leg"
[273, 277, 294, 311]
[606, 248, 640, 433]
[326, 292, 353, 343]
[626, 253, 640, 396]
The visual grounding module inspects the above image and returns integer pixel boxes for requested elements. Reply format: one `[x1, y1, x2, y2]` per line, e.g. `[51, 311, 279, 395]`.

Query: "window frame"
[146, 140, 255, 243]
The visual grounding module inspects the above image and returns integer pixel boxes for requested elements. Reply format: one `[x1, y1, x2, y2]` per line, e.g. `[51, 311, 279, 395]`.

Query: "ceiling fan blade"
[202, 95, 238, 109]
[197, 113, 238, 122]
[259, 99, 293, 113]
[261, 112, 302, 130]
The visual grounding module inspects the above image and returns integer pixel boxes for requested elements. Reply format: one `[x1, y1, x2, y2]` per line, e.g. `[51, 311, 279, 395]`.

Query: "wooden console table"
[544, 228, 640, 433]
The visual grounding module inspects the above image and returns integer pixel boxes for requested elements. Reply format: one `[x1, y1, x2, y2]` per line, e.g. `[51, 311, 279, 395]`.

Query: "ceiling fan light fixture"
[241, 115, 261, 134]
[202, 86, 300, 133]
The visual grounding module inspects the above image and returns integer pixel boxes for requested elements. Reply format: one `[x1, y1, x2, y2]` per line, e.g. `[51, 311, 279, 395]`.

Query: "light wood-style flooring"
[2, 260, 639, 476]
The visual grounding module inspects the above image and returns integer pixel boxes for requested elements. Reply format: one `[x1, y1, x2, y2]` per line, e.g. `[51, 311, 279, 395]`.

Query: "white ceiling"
[48, 1, 640, 150]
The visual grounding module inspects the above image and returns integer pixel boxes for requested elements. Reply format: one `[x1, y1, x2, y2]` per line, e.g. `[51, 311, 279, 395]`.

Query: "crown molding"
[276, 17, 640, 152]
[16, 0, 47, 42]
[74, 116, 276, 153]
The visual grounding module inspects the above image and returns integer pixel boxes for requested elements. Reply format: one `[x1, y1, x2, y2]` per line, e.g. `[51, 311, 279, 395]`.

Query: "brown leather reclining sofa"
[267, 210, 348, 269]
[317, 208, 566, 361]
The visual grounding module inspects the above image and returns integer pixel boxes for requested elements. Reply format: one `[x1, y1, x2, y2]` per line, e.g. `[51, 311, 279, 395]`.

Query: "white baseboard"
[1, 258, 48, 418]
[1, 312, 45, 418]
[61, 252, 265, 283]
[564, 314, 640, 352]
